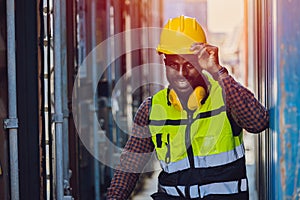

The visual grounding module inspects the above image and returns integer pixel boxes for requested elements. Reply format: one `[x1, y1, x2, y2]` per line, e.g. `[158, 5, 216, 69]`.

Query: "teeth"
[178, 82, 188, 87]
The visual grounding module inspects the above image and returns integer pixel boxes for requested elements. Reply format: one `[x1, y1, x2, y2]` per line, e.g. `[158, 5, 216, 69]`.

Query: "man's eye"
[168, 63, 179, 69]
[184, 63, 194, 69]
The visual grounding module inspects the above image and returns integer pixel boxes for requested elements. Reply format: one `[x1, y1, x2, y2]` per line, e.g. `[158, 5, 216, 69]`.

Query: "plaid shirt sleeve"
[219, 75, 269, 133]
[106, 97, 154, 200]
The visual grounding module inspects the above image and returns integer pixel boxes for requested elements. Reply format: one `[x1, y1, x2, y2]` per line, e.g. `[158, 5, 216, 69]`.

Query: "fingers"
[190, 42, 209, 55]
[196, 47, 216, 62]
[197, 46, 210, 60]
[190, 43, 217, 56]
[190, 42, 205, 52]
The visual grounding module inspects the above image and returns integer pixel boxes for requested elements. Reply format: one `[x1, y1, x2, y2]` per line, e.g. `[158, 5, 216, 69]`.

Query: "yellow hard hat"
[157, 15, 206, 55]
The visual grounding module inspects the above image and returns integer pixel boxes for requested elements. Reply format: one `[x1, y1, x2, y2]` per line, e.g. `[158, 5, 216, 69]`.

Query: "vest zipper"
[186, 112, 195, 168]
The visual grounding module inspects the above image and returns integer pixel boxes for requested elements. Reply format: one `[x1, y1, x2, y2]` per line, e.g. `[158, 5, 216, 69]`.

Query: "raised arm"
[190, 42, 269, 133]
[219, 75, 269, 133]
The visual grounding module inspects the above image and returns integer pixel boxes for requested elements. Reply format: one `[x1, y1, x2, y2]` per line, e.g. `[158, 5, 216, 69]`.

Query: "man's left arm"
[219, 74, 269, 133]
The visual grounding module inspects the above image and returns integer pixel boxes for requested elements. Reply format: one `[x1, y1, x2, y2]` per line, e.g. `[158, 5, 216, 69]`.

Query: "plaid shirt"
[107, 75, 269, 200]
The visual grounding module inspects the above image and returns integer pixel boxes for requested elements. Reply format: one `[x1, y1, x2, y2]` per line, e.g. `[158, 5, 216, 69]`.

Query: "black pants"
[151, 192, 185, 200]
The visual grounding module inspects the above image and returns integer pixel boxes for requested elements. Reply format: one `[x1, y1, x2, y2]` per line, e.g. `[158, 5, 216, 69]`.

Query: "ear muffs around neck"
[168, 86, 206, 111]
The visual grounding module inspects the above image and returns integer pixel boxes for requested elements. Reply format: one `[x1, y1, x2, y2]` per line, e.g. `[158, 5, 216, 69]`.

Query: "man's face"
[164, 54, 204, 96]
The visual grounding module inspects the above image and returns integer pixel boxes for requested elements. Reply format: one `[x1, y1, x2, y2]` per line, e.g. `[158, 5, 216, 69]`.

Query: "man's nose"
[178, 66, 187, 76]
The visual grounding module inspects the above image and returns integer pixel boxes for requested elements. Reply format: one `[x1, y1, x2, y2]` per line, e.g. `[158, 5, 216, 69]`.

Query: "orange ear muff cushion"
[169, 89, 183, 111]
[187, 86, 206, 110]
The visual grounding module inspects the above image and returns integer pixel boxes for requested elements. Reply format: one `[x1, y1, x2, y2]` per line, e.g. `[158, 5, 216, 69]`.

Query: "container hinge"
[52, 113, 64, 123]
[3, 118, 19, 130]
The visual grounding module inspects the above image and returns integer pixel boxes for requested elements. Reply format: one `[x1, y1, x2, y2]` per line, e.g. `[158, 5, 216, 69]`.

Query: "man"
[107, 15, 269, 200]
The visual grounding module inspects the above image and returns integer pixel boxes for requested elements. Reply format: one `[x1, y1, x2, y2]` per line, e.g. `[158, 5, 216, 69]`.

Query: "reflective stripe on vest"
[159, 178, 248, 198]
[160, 143, 245, 173]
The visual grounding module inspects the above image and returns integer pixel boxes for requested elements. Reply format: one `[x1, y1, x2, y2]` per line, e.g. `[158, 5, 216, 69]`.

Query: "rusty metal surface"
[272, 0, 300, 199]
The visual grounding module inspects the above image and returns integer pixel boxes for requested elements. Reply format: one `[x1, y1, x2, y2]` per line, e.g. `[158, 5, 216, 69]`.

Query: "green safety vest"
[149, 77, 247, 198]
[149, 77, 249, 199]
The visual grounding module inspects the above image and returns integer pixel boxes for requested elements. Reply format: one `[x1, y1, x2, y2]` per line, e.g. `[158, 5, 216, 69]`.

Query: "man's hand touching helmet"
[190, 43, 222, 75]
